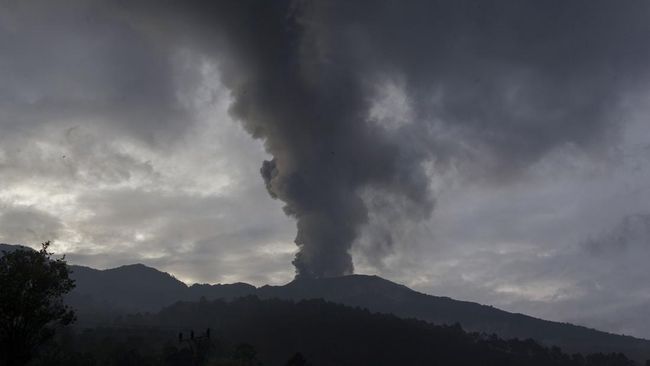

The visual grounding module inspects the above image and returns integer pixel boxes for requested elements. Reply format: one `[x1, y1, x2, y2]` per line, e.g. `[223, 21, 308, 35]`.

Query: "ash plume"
[164, 0, 436, 278]
[129, 0, 650, 278]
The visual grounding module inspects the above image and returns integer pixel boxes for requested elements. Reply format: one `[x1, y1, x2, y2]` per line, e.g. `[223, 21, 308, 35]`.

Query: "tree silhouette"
[286, 352, 310, 366]
[0, 241, 76, 366]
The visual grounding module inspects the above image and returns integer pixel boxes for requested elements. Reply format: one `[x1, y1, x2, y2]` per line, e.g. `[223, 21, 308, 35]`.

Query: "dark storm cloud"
[128, 0, 650, 278]
[0, 0, 188, 145]
[317, 0, 650, 177]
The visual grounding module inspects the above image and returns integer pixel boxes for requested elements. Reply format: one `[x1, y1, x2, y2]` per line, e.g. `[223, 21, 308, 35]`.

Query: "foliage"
[0, 241, 76, 366]
[35, 296, 640, 366]
[285, 353, 309, 366]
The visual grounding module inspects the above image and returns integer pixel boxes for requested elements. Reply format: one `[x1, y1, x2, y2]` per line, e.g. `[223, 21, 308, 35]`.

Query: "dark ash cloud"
[131, 0, 436, 278]
[0, 0, 190, 146]
[132, 0, 650, 278]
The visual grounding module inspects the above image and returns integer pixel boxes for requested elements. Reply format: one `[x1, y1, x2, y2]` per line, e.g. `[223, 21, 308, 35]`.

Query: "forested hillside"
[39, 297, 639, 366]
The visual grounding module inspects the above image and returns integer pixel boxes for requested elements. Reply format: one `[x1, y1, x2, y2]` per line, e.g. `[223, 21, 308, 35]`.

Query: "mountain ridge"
[2, 243, 649, 361]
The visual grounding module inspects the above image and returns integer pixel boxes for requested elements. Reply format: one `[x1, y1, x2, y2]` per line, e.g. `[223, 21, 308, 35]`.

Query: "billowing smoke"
[130, 0, 436, 279]
[126, 0, 650, 278]
[210, 1, 435, 278]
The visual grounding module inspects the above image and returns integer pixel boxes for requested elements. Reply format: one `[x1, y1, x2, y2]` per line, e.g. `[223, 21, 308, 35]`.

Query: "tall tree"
[0, 241, 76, 366]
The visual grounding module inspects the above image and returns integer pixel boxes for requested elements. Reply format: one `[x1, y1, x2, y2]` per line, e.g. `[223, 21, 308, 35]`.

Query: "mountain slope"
[257, 275, 650, 360]
[2, 244, 649, 361]
[65, 263, 650, 361]
[68, 264, 187, 314]
[105, 297, 636, 366]
[1, 244, 255, 319]
[66, 264, 255, 319]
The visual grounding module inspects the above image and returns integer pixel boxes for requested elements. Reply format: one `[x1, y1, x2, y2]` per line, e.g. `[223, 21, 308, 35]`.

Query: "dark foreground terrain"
[38, 297, 639, 366]
[61, 260, 650, 361]
[2, 243, 649, 365]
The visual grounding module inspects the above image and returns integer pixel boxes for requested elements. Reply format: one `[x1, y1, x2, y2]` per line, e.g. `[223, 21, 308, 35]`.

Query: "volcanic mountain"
[2, 243, 649, 361]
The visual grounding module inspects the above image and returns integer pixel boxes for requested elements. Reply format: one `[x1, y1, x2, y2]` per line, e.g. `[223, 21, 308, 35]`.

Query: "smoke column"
[209, 1, 434, 279]
[135, 0, 650, 278]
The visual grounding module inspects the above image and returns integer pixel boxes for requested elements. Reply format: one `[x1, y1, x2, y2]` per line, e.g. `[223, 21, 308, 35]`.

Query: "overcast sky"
[2, 0, 650, 338]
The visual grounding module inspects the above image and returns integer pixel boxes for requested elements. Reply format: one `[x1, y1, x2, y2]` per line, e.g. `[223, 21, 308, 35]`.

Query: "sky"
[1, 0, 650, 338]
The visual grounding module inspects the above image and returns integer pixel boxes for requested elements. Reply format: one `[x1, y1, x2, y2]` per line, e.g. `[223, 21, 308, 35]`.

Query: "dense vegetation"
[31, 296, 639, 366]
[0, 242, 76, 366]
